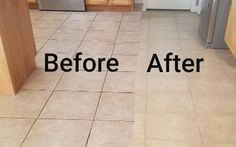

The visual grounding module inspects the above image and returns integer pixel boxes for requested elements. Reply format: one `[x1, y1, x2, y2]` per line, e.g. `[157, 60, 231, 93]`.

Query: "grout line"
[84, 12, 125, 147]
[175, 13, 205, 147]
[144, 11, 151, 147]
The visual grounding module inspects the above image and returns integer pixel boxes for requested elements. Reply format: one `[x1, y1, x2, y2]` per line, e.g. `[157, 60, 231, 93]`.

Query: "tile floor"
[1, 9, 236, 147]
[0, 10, 141, 147]
[135, 10, 236, 147]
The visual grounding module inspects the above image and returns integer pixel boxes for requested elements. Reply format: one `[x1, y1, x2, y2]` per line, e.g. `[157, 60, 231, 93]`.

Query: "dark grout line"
[84, 12, 125, 147]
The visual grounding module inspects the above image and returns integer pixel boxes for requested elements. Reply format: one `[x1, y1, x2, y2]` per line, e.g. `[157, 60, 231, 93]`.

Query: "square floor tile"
[30, 10, 45, 20]
[39, 12, 71, 20]
[22, 70, 63, 90]
[103, 72, 135, 93]
[0, 118, 34, 147]
[113, 42, 140, 55]
[120, 22, 140, 32]
[35, 38, 47, 51]
[22, 119, 91, 147]
[33, 28, 55, 39]
[117, 32, 140, 42]
[204, 143, 236, 147]
[67, 13, 96, 22]
[146, 140, 203, 147]
[146, 113, 201, 141]
[90, 22, 120, 32]
[113, 55, 138, 71]
[95, 14, 122, 22]
[56, 71, 106, 92]
[87, 121, 133, 147]
[51, 29, 86, 41]
[60, 20, 92, 30]
[40, 39, 80, 53]
[122, 14, 141, 23]
[33, 19, 63, 29]
[96, 93, 134, 121]
[199, 115, 236, 143]
[84, 31, 117, 42]
[79, 40, 113, 55]
[40, 91, 100, 120]
[0, 90, 51, 118]
[149, 39, 181, 51]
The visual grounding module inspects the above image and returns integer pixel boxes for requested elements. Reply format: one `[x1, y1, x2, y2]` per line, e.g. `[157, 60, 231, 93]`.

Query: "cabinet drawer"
[111, 0, 132, 6]
[86, 0, 108, 5]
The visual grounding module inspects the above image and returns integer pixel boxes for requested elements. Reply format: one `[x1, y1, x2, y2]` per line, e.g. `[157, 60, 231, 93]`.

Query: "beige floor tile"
[51, 29, 86, 41]
[113, 55, 138, 71]
[96, 93, 134, 121]
[60, 20, 92, 30]
[22, 119, 91, 147]
[90, 22, 120, 32]
[134, 113, 146, 139]
[98, 12, 123, 16]
[147, 74, 189, 93]
[146, 113, 201, 141]
[39, 12, 71, 20]
[204, 143, 236, 147]
[150, 17, 176, 24]
[22, 70, 63, 90]
[29, 10, 45, 20]
[122, 14, 141, 23]
[199, 115, 236, 143]
[56, 71, 106, 92]
[40, 39, 80, 53]
[0, 118, 34, 147]
[33, 19, 63, 29]
[87, 121, 133, 147]
[35, 38, 48, 51]
[103, 72, 135, 93]
[68, 12, 97, 21]
[95, 14, 122, 22]
[79, 40, 113, 55]
[117, 32, 140, 42]
[36, 52, 74, 69]
[84, 31, 117, 42]
[146, 91, 194, 115]
[149, 11, 174, 17]
[146, 140, 203, 147]
[149, 39, 181, 51]
[0, 90, 51, 118]
[149, 23, 178, 32]
[33, 28, 56, 39]
[40, 91, 100, 120]
[149, 30, 179, 40]
[120, 23, 140, 32]
[113, 42, 140, 55]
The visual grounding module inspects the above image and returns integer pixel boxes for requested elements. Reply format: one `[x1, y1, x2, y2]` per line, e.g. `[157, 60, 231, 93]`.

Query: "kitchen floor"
[0, 9, 236, 147]
[136, 11, 236, 147]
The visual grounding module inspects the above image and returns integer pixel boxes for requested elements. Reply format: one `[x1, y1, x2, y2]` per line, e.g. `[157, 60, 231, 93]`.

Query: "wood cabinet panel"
[86, 0, 108, 5]
[111, 0, 132, 6]
[225, 0, 236, 58]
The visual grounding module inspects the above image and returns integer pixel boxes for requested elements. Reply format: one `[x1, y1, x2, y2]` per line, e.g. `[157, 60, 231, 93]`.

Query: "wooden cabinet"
[86, 0, 133, 11]
[225, 0, 236, 58]
[27, 0, 38, 9]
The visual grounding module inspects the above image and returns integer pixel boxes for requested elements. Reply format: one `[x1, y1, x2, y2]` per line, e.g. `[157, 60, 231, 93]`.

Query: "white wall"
[135, 0, 142, 4]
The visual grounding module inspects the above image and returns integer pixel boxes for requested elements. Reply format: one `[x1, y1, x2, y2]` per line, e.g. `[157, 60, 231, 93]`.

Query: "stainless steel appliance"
[199, 0, 231, 48]
[38, 0, 85, 11]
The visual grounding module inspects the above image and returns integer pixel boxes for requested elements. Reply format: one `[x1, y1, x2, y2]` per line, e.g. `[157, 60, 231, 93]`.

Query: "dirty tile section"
[134, 10, 236, 147]
[0, 10, 141, 147]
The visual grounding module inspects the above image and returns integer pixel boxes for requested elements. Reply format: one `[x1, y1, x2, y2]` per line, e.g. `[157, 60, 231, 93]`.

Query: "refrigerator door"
[199, 0, 213, 44]
[38, 0, 85, 11]
[211, 0, 231, 48]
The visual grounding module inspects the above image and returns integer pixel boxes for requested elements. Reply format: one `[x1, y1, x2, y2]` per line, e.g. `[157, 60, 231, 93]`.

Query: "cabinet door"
[111, 0, 132, 6]
[86, 0, 108, 5]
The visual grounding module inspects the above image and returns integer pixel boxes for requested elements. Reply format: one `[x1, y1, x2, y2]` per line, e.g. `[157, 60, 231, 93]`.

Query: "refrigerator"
[199, 0, 231, 48]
